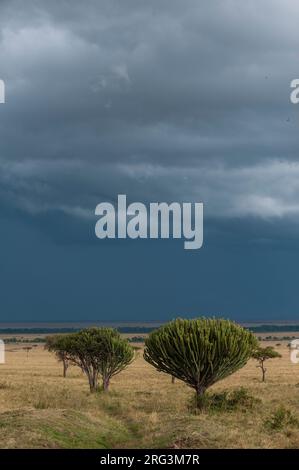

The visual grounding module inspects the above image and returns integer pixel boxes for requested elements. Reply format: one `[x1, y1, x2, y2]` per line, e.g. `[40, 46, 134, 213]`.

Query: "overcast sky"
[1, 0, 299, 322]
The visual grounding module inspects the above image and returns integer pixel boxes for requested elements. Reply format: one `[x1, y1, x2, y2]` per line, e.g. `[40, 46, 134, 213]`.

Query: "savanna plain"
[0, 336, 299, 449]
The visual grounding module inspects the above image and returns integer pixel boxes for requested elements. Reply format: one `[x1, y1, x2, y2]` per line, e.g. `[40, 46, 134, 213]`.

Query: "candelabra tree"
[144, 318, 257, 408]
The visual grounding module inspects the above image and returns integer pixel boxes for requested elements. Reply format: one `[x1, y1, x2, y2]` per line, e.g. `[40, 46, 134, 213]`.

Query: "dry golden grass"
[0, 340, 299, 448]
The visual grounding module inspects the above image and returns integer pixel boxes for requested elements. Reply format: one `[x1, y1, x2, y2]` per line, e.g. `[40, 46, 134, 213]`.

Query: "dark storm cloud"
[1, 0, 299, 227]
[2, 1, 299, 322]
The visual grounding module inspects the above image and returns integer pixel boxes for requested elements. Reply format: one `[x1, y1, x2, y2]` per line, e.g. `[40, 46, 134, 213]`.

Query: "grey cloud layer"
[1, 0, 299, 224]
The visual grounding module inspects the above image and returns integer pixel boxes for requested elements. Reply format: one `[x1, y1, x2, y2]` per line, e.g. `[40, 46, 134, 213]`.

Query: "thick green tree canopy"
[46, 328, 134, 391]
[252, 346, 281, 362]
[144, 318, 257, 399]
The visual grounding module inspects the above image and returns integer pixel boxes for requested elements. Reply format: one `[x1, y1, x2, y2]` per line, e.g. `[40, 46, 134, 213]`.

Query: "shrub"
[0, 381, 10, 390]
[264, 406, 298, 431]
[221, 387, 259, 411]
[188, 387, 259, 413]
[144, 318, 257, 408]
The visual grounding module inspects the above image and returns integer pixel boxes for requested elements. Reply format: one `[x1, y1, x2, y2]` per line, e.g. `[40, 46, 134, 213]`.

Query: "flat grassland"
[0, 340, 299, 449]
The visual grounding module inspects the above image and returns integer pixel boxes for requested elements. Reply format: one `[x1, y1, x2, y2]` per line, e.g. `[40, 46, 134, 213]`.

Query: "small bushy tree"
[49, 328, 134, 392]
[45, 335, 70, 378]
[23, 346, 33, 358]
[144, 318, 257, 408]
[252, 346, 281, 382]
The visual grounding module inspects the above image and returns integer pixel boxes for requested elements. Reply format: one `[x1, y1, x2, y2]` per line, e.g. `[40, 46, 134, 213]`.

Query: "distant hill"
[1, 323, 299, 335]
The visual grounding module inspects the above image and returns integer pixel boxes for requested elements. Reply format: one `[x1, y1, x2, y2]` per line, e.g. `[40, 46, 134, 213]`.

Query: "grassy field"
[0, 340, 299, 449]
